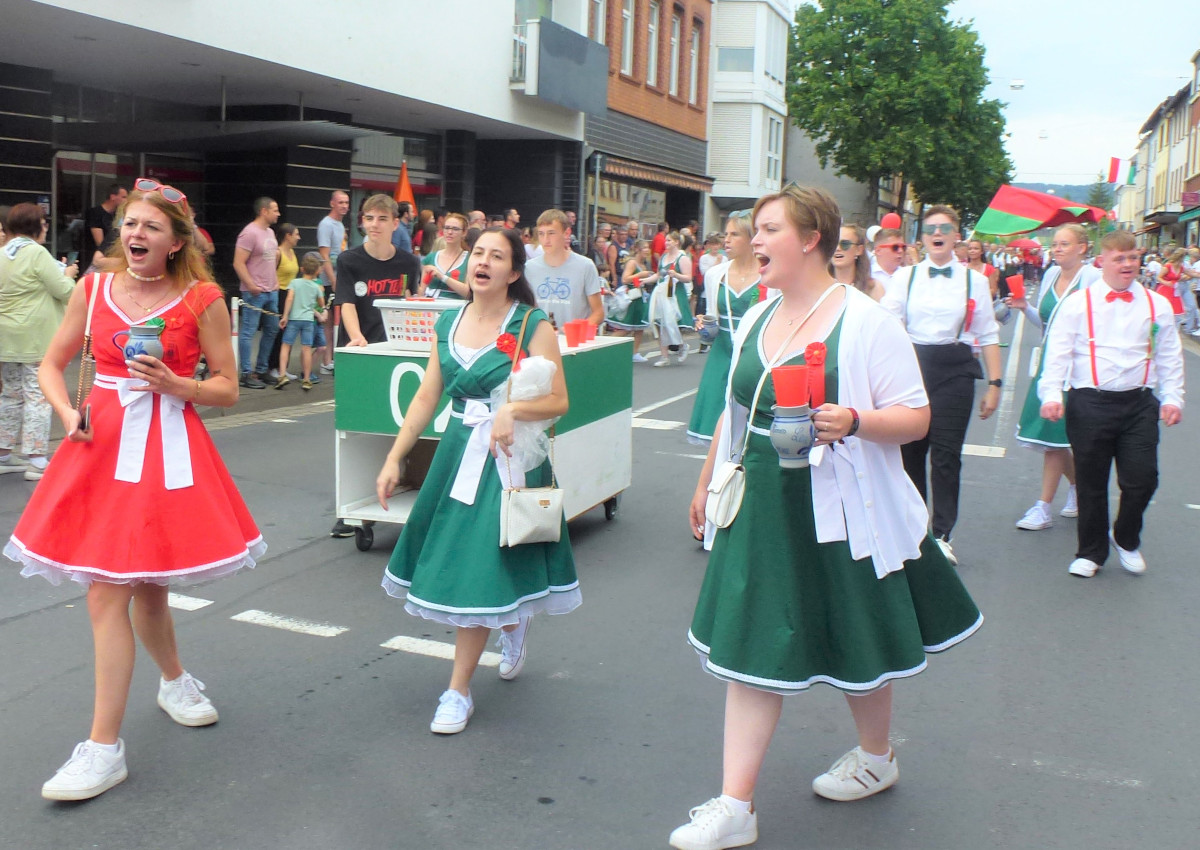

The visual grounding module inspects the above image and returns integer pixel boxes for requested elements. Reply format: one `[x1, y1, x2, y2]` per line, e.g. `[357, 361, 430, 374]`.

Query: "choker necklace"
[127, 269, 166, 282]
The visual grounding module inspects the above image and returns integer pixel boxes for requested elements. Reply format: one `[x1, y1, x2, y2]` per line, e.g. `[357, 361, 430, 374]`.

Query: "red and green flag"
[1107, 157, 1136, 185]
[973, 185, 1106, 237]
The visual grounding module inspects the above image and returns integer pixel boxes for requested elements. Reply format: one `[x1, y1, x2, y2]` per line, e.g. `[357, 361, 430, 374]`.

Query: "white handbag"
[704, 285, 843, 529]
[498, 310, 564, 547]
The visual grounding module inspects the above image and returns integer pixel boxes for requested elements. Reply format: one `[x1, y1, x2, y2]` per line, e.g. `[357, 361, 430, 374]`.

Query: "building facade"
[1, 0, 606, 288]
[581, 0, 714, 243]
[1180, 49, 1200, 245]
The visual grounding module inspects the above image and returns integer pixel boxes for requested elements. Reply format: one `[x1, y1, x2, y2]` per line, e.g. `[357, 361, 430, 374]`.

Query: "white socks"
[860, 747, 893, 764]
[89, 740, 120, 753]
[719, 794, 752, 813]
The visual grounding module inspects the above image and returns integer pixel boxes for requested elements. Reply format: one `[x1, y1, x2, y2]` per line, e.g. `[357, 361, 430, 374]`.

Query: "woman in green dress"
[608, 239, 654, 362]
[685, 211, 773, 445]
[420, 212, 470, 299]
[647, 231, 695, 366]
[671, 185, 981, 850]
[376, 227, 578, 736]
[1011, 224, 1099, 530]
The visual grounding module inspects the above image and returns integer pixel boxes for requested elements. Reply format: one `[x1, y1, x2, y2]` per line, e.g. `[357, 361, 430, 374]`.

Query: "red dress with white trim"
[4, 274, 266, 586]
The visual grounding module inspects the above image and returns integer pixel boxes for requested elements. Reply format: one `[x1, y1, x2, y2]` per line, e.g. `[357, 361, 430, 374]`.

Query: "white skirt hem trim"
[382, 573, 581, 628]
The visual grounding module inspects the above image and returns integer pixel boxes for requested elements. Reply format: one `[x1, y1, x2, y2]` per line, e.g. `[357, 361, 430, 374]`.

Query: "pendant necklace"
[124, 276, 173, 315]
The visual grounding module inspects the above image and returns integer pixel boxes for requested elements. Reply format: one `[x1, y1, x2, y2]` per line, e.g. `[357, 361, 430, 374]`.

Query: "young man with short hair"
[871, 227, 905, 292]
[317, 190, 350, 373]
[233, 196, 282, 388]
[1038, 230, 1184, 578]
[503, 208, 520, 229]
[83, 183, 127, 267]
[526, 209, 604, 326]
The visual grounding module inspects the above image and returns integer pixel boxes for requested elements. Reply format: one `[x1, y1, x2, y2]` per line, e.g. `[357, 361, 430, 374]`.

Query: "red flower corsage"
[450, 269, 460, 280]
[496, 332, 525, 369]
[805, 342, 827, 407]
[756, 283, 768, 302]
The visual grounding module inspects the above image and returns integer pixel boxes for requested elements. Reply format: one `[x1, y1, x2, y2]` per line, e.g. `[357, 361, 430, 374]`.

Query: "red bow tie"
[1106, 290, 1134, 303]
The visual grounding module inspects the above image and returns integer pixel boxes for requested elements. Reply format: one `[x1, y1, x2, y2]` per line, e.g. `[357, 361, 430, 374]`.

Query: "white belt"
[448, 399, 524, 504]
[94, 374, 193, 490]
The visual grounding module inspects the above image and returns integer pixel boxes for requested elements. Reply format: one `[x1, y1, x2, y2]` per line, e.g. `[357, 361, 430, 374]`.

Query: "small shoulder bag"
[499, 309, 565, 547]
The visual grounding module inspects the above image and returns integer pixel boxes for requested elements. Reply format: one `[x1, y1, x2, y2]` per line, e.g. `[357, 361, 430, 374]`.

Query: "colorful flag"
[1107, 157, 1136, 185]
[973, 185, 1107, 237]
[393, 161, 416, 210]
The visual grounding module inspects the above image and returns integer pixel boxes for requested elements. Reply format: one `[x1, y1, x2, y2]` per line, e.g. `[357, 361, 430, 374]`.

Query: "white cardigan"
[714, 287, 931, 578]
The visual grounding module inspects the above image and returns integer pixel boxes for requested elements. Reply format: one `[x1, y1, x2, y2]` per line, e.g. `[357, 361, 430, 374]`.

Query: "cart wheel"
[355, 525, 374, 551]
[604, 497, 619, 521]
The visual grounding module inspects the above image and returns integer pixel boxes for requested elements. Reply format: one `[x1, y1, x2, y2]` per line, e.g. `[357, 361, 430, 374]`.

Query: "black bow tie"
[929, 266, 954, 279]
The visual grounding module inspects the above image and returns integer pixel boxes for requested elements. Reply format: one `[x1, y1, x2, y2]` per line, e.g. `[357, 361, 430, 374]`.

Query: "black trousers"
[1065, 387, 1159, 564]
[901, 343, 980, 539]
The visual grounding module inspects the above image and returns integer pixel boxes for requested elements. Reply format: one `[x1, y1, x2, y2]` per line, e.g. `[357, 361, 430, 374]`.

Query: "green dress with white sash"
[686, 278, 765, 443]
[382, 304, 581, 627]
[688, 305, 981, 694]
[421, 250, 469, 300]
[1014, 269, 1085, 450]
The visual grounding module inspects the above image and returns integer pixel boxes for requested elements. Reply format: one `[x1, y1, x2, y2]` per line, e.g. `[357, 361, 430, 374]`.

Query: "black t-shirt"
[334, 244, 422, 344]
[83, 204, 115, 262]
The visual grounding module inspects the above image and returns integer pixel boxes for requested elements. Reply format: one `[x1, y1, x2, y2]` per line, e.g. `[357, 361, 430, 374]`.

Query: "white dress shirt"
[1038, 280, 1185, 408]
[880, 260, 1000, 346]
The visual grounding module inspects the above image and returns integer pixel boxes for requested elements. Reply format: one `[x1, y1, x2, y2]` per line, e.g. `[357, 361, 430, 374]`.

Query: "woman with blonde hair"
[646, 231, 694, 365]
[829, 223, 883, 300]
[608, 239, 654, 362]
[4, 179, 264, 800]
[672, 184, 980, 849]
[421, 212, 470, 299]
[1010, 224, 1099, 530]
[1158, 248, 1194, 333]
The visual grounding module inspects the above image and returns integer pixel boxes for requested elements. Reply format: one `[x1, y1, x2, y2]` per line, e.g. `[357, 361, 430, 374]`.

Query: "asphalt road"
[2, 321, 1198, 850]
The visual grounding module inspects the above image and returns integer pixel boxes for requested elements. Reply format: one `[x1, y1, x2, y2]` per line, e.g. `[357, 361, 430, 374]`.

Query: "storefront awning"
[1177, 206, 1200, 225]
[1135, 222, 1160, 234]
[54, 120, 385, 153]
[1143, 209, 1179, 225]
[602, 156, 713, 193]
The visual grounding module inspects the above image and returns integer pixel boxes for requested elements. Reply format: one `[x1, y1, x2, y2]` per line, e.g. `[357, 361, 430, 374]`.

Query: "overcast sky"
[947, 0, 1200, 185]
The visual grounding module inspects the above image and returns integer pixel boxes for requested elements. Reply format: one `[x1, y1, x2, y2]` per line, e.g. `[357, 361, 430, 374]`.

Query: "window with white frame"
[621, 0, 635, 74]
[718, 47, 754, 72]
[669, 11, 681, 96]
[689, 22, 701, 104]
[766, 115, 784, 183]
[590, 0, 606, 45]
[648, 2, 660, 86]
[765, 12, 787, 83]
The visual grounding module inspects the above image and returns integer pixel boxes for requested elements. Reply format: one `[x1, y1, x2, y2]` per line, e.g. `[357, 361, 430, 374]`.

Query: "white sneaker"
[41, 739, 128, 801]
[320, 362, 335, 374]
[1109, 531, 1146, 574]
[157, 672, 219, 726]
[669, 797, 758, 850]
[1060, 486, 1079, 518]
[430, 689, 474, 734]
[935, 537, 957, 566]
[497, 618, 531, 681]
[812, 746, 899, 802]
[1068, 557, 1100, 578]
[0, 454, 25, 475]
[632, 353, 648, 363]
[653, 357, 673, 367]
[23, 463, 45, 481]
[1016, 501, 1053, 530]
[675, 343, 690, 363]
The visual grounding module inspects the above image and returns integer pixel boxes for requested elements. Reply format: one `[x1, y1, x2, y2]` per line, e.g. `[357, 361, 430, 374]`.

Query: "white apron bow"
[449, 399, 524, 504]
[95, 375, 193, 490]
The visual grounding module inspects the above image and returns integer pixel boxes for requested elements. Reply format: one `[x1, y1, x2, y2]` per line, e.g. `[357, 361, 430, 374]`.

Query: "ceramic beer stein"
[769, 403, 816, 468]
[113, 323, 165, 361]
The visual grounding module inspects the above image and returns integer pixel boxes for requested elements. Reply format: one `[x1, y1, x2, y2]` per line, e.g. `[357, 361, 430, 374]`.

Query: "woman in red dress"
[4, 180, 264, 801]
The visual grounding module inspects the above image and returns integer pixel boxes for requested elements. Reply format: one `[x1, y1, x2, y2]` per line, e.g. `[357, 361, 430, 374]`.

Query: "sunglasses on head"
[921, 223, 956, 236]
[134, 177, 187, 206]
[729, 209, 753, 220]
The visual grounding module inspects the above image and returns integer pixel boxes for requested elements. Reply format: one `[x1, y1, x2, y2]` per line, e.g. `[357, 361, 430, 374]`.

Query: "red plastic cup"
[564, 320, 584, 347]
[1006, 275, 1025, 300]
[583, 322, 596, 341]
[771, 365, 810, 407]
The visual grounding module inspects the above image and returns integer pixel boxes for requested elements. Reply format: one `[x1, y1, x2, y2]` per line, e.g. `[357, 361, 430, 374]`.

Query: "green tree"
[1085, 171, 1115, 211]
[787, 0, 1012, 223]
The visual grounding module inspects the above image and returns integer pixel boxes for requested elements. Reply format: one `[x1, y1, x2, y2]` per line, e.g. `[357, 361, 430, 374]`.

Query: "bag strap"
[733, 284, 844, 462]
[75, 273, 106, 410]
[502, 306, 558, 488]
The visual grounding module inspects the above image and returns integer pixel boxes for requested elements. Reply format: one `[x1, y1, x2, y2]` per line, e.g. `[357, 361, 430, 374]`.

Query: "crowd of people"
[0, 181, 1190, 850]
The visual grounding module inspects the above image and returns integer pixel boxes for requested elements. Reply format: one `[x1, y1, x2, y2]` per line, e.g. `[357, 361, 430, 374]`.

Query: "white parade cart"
[332, 300, 633, 550]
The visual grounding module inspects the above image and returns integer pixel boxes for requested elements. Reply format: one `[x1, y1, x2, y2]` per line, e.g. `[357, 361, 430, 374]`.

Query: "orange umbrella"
[393, 161, 416, 210]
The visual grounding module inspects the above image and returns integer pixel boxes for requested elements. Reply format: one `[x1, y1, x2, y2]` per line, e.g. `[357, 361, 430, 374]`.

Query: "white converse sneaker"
[497, 618, 531, 681]
[632, 353, 648, 363]
[157, 672, 219, 726]
[430, 689, 474, 734]
[41, 739, 128, 801]
[1060, 486, 1079, 518]
[935, 537, 958, 566]
[1109, 531, 1147, 574]
[1016, 501, 1053, 530]
[1068, 557, 1100, 578]
[675, 343, 690, 363]
[669, 797, 758, 850]
[812, 746, 898, 801]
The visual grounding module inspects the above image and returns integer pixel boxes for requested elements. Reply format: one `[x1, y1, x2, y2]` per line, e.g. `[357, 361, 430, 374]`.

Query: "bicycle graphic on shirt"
[537, 279, 572, 301]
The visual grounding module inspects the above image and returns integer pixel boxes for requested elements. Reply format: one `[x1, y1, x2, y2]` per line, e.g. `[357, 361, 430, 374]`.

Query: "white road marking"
[656, 451, 708, 460]
[1186, 504, 1200, 510]
[963, 444, 1006, 458]
[990, 315, 1026, 445]
[1001, 753, 1144, 789]
[168, 593, 214, 611]
[633, 418, 685, 430]
[633, 389, 698, 417]
[381, 635, 501, 667]
[230, 609, 348, 637]
[271, 417, 298, 423]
